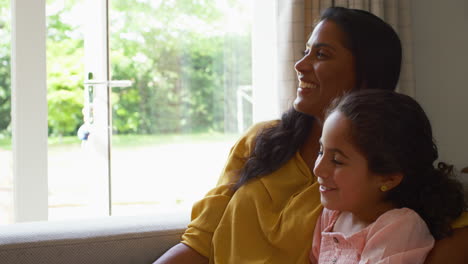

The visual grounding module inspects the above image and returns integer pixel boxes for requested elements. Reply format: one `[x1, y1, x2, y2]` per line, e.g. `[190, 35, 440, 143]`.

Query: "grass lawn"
[0, 132, 239, 149]
[0, 132, 240, 223]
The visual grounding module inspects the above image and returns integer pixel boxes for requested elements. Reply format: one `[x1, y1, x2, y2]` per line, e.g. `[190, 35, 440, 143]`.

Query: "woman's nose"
[294, 54, 309, 73]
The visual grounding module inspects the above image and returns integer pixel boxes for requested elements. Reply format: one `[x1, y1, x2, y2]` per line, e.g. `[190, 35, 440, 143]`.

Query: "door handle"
[84, 80, 132, 87]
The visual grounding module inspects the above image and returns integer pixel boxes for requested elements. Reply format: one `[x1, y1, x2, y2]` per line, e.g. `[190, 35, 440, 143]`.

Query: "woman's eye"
[316, 50, 327, 59]
[303, 48, 328, 59]
[317, 150, 323, 156]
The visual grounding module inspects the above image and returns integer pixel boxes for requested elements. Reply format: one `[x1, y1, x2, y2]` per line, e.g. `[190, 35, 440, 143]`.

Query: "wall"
[411, 0, 468, 171]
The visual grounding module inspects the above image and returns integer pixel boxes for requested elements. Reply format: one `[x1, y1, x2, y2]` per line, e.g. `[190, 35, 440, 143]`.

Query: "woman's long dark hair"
[328, 90, 466, 239]
[234, 7, 402, 190]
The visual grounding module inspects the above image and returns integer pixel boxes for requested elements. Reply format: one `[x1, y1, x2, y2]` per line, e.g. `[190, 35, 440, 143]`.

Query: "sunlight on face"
[293, 21, 356, 120]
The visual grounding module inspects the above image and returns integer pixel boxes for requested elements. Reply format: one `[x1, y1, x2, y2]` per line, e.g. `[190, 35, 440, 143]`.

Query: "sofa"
[0, 210, 190, 264]
[0, 172, 466, 264]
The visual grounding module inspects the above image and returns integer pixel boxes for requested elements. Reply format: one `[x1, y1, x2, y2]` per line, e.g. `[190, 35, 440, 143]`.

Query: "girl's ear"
[380, 173, 403, 192]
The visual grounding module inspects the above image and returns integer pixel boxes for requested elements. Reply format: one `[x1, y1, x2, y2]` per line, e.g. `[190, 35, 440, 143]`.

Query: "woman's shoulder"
[244, 120, 280, 137]
[234, 120, 280, 153]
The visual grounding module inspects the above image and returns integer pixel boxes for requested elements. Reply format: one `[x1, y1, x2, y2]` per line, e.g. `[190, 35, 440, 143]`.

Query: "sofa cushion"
[0, 210, 190, 264]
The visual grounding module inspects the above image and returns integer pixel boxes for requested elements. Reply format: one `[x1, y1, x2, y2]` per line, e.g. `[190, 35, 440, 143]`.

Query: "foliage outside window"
[44, 0, 252, 138]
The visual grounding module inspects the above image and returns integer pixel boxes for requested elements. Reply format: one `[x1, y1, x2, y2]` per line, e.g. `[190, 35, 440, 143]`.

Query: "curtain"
[277, 0, 415, 112]
[276, 0, 307, 113]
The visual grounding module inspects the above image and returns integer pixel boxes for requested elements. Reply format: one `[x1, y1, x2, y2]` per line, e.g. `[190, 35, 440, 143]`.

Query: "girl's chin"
[321, 201, 340, 211]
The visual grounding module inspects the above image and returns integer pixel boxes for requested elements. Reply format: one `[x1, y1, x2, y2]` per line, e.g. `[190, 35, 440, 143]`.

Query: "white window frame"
[11, 0, 48, 222]
[252, 0, 281, 123]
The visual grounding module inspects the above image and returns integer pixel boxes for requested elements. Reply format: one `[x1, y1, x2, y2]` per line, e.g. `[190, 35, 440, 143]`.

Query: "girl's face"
[294, 20, 357, 121]
[313, 111, 387, 220]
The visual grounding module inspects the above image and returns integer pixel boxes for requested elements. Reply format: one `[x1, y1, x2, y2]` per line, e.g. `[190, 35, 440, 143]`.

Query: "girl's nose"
[313, 155, 327, 179]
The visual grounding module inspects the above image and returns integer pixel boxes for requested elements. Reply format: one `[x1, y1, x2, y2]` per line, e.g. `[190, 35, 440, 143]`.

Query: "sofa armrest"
[0, 210, 190, 264]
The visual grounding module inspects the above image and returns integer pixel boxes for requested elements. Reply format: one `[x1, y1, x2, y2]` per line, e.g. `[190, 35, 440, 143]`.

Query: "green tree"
[0, 0, 252, 138]
[110, 0, 252, 134]
[46, 0, 84, 137]
[0, 0, 11, 137]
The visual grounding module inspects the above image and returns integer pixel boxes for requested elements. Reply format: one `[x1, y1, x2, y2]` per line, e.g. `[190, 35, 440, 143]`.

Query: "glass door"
[108, 0, 253, 216]
[47, 0, 112, 219]
[47, 0, 253, 219]
[47, 0, 134, 219]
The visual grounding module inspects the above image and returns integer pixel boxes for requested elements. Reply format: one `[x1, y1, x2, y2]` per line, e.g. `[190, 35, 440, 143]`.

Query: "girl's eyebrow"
[318, 139, 350, 159]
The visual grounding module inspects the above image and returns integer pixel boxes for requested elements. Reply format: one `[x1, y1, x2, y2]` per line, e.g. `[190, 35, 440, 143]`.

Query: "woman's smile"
[297, 80, 319, 96]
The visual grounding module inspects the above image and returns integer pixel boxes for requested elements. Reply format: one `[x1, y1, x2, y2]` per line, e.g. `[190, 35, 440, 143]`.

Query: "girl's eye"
[332, 157, 344, 165]
[317, 145, 323, 156]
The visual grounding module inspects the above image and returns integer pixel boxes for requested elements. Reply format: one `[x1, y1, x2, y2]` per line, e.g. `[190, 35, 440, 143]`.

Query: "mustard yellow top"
[181, 121, 468, 264]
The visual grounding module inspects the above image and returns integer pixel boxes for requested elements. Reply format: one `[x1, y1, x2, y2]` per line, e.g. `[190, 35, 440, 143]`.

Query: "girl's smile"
[318, 182, 337, 193]
[314, 111, 392, 222]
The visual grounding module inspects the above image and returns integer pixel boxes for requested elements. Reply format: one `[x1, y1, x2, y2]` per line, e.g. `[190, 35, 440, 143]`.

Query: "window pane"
[46, 0, 108, 220]
[0, 0, 13, 225]
[109, 0, 253, 215]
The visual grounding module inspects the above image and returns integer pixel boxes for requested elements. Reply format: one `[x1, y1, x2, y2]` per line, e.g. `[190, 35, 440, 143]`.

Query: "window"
[8, 0, 281, 224]
[46, 0, 254, 220]
[6, 0, 287, 224]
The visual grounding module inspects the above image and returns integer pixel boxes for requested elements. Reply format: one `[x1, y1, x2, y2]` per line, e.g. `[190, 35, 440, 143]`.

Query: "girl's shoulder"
[376, 207, 423, 223]
[369, 207, 430, 235]
[362, 208, 434, 263]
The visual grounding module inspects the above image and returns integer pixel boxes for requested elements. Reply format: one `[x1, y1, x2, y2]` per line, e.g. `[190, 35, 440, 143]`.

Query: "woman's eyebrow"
[306, 42, 336, 51]
[314, 43, 336, 50]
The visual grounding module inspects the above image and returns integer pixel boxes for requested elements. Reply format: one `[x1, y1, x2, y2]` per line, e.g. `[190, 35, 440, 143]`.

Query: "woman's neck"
[299, 121, 323, 172]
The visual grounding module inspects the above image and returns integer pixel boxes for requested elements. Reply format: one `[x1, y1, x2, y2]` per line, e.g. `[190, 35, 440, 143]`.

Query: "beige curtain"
[276, 0, 307, 113]
[277, 0, 415, 112]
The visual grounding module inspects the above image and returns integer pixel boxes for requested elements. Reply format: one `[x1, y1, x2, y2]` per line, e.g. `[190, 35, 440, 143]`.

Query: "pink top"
[310, 208, 434, 264]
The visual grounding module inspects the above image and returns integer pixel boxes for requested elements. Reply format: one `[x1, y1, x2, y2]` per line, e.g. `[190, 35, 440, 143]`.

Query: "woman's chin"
[293, 98, 318, 117]
[293, 97, 306, 112]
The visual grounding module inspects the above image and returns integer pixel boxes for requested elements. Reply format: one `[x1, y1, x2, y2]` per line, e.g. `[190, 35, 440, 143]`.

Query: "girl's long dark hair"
[329, 90, 466, 239]
[234, 7, 402, 190]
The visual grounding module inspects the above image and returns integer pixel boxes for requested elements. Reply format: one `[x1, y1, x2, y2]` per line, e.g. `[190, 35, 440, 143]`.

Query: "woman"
[156, 7, 468, 264]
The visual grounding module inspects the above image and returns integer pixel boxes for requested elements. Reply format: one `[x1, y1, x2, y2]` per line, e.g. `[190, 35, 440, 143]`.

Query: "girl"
[310, 90, 466, 264]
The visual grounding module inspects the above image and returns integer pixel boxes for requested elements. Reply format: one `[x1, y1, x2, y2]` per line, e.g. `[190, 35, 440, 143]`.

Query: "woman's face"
[294, 20, 357, 120]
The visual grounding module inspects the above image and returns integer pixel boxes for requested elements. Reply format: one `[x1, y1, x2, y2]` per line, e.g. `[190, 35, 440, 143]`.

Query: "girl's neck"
[333, 203, 397, 236]
[333, 212, 370, 236]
